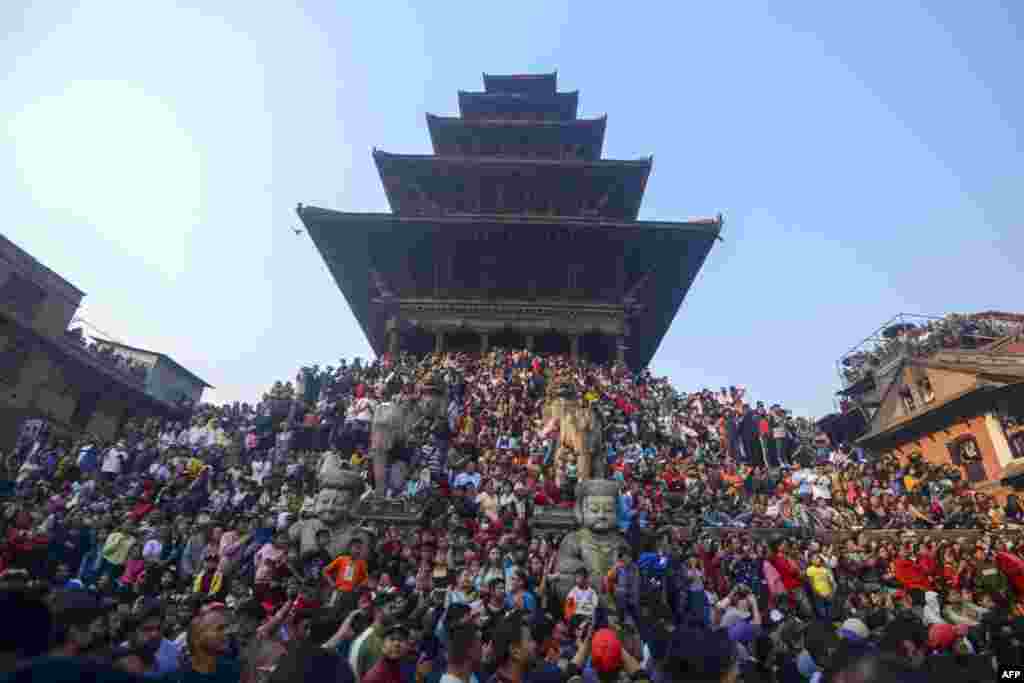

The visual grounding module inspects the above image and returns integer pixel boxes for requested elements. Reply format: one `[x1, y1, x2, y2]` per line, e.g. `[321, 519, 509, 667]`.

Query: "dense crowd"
[1, 347, 1023, 683]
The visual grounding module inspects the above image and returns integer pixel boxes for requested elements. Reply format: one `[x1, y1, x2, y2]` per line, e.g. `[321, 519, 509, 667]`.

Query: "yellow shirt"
[186, 458, 205, 477]
[102, 532, 136, 566]
[806, 565, 834, 598]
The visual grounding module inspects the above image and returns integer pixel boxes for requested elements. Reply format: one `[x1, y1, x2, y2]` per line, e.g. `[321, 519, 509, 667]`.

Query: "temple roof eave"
[297, 207, 720, 368]
[373, 150, 649, 169]
[298, 207, 722, 236]
[482, 72, 558, 94]
[457, 90, 579, 119]
[426, 113, 607, 127]
[425, 114, 608, 157]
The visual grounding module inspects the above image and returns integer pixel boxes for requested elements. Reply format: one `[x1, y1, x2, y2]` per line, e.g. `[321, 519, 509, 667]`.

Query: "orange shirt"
[324, 555, 368, 592]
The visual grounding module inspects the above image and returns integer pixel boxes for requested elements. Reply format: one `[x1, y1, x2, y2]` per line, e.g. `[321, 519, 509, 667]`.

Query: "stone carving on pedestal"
[289, 465, 368, 559]
[552, 479, 629, 613]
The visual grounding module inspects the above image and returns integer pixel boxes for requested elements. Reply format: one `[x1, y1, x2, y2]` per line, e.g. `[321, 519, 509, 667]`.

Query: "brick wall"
[896, 413, 1004, 488]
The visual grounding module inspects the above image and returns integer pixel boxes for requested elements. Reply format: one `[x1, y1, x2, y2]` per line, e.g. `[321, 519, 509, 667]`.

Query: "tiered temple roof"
[300, 72, 721, 369]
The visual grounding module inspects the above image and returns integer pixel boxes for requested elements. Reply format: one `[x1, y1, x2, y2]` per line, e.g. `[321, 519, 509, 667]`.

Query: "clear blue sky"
[2, 1, 1021, 418]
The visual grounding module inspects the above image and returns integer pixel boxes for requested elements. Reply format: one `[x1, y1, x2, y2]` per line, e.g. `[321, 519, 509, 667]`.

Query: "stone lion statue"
[370, 373, 449, 496]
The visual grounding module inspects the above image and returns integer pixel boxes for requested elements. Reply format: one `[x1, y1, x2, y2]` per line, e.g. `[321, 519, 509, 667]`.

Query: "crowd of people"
[1, 346, 1023, 682]
[64, 328, 150, 384]
[840, 312, 1024, 386]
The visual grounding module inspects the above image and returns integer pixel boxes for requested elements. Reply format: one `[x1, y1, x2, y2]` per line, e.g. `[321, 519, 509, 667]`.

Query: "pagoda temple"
[298, 72, 722, 368]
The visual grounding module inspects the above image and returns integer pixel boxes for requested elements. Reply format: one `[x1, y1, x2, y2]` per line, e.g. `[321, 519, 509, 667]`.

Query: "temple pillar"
[387, 317, 401, 356]
[570, 335, 580, 361]
[616, 336, 626, 364]
[435, 330, 446, 353]
[525, 335, 535, 351]
[480, 332, 490, 353]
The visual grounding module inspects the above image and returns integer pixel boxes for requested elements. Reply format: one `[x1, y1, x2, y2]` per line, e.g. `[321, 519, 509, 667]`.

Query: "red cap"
[590, 628, 623, 673]
[928, 623, 969, 650]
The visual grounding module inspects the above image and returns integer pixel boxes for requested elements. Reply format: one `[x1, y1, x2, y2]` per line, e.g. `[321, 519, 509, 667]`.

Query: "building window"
[957, 436, 982, 463]
[918, 377, 935, 403]
[947, 434, 986, 482]
[1009, 431, 1024, 459]
[0, 273, 47, 321]
[900, 385, 916, 413]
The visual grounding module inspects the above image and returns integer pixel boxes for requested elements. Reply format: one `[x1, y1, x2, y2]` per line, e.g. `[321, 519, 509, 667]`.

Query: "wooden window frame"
[918, 377, 935, 403]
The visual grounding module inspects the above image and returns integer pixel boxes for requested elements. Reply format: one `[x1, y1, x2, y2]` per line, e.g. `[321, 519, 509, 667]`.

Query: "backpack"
[637, 552, 670, 605]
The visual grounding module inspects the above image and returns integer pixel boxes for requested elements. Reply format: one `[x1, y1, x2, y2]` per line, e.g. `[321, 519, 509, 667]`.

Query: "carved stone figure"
[289, 467, 367, 559]
[553, 479, 629, 604]
[370, 374, 449, 496]
[540, 379, 604, 484]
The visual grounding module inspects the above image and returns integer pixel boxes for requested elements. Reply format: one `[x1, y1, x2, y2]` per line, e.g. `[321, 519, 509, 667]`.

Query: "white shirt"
[142, 539, 163, 561]
[149, 462, 171, 482]
[567, 586, 598, 617]
[252, 459, 272, 485]
[102, 447, 125, 474]
[811, 476, 832, 500]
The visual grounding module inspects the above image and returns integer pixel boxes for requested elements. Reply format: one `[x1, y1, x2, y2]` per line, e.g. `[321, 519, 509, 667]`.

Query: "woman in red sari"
[891, 542, 933, 592]
[769, 541, 811, 616]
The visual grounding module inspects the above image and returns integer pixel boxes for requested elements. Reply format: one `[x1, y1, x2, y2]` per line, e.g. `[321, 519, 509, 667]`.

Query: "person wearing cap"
[362, 623, 408, 683]
[927, 622, 970, 653]
[588, 626, 649, 683]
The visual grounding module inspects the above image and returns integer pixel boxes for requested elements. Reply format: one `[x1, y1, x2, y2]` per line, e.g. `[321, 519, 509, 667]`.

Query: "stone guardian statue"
[289, 464, 368, 559]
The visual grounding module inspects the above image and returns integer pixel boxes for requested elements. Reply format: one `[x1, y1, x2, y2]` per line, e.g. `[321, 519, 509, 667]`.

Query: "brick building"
[856, 337, 1024, 500]
[0, 235, 201, 448]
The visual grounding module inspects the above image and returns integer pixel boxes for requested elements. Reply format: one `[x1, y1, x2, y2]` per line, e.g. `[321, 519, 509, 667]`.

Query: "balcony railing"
[838, 312, 1024, 388]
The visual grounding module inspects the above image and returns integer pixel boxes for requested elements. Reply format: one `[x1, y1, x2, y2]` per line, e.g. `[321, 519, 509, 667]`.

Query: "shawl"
[891, 558, 932, 591]
[769, 552, 803, 592]
[193, 569, 224, 596]
[995, 551, 1024, 595]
